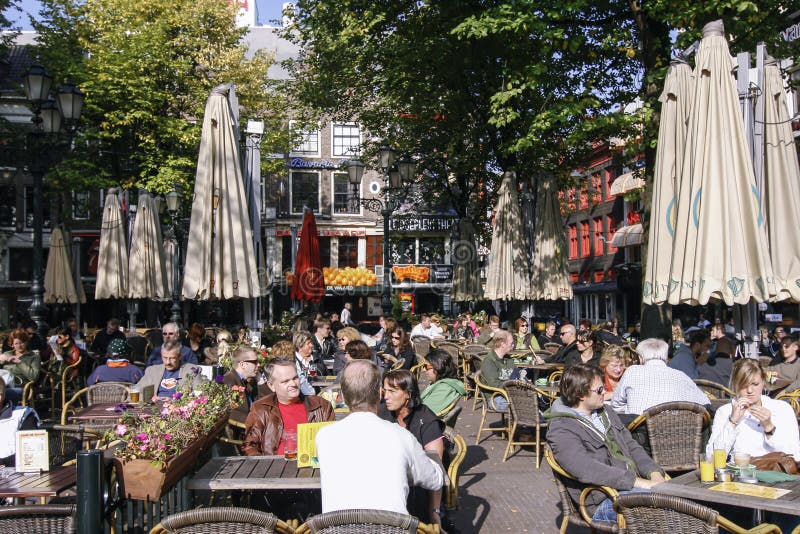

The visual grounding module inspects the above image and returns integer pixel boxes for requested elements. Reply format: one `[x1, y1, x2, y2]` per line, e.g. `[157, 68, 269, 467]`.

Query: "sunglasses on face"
[423, 364, 434, 370]
[162, 331, 176, 335]
[392, 335, 401, 340]
[592, 385, 605, 395]
[520, 324, 528, 328]
[559, 331, 569, 336]
[243, 360, 259, 365]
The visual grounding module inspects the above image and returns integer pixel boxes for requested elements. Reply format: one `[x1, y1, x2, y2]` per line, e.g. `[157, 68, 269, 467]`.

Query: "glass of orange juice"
[699, 455, 715, 483]
[713, 441, 728, 469]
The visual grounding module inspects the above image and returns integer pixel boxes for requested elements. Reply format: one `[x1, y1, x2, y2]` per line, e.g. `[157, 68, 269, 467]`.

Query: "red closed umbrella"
[291, 211, 325, 302]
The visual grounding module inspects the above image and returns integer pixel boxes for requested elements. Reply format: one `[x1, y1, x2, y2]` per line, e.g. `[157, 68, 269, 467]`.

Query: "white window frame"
[289, 120, 321, 157]
[289, 170, 322, 215]
[331, 172, 362, 216]
[330, 122, 361, 158]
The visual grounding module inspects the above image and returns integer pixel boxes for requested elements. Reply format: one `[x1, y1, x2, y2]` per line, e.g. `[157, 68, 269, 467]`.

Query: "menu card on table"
[15, 430, 49, 473]
[297, 421, 335, 468]
[710, 481, 791, 499]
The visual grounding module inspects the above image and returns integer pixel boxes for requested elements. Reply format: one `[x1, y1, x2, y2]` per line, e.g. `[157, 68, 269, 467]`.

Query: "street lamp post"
[344, 145, 416, 316]
[166, 189, 182, 325]
[22, 63, 84, 340]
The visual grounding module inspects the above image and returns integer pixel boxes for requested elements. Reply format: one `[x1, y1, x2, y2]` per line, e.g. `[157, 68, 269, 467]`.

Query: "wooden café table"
[70, 403, 144, 422]
[188, 455, 320, 491]
[0, 465, 77, 503]
[653, 469, 800, 517]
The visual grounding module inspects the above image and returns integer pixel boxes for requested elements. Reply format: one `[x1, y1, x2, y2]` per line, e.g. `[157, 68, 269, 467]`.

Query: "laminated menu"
[710, 481, 791, 499]
[16, 430, 49, 473]
[296, 421, 335, 468]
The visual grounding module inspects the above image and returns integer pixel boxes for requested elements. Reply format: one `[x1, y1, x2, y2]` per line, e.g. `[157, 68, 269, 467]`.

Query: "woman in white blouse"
[706, 359, 800, 462]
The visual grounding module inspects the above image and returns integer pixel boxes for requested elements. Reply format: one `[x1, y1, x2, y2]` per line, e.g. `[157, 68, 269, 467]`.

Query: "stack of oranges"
[323, 266, 378, 287]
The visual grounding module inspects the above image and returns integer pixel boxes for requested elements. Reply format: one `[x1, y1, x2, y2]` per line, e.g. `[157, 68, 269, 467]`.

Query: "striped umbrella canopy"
[762, 57, 800, 302]
[451, 219, 482, 302]
[291, 210, 324, 302]
[44, 227, 86, 304]
[128, 191, 169, 300]
[95, 188, 128, 299]
[642, 59, 692, 305]
[667, 20, 775, 306]
[484, 171, 534, 301]
[530, 179, 572, 301]
[182, 84, 262, 300]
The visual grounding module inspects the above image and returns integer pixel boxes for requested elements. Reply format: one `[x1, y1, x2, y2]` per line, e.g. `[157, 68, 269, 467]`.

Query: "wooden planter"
[116, 413, 228, 501]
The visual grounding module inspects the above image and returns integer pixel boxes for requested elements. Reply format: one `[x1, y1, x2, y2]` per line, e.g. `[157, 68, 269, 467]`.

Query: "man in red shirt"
[242, 358, 335, 455]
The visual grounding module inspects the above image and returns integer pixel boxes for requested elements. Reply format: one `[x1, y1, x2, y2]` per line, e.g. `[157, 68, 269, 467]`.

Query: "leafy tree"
[30, 0, 292, 201]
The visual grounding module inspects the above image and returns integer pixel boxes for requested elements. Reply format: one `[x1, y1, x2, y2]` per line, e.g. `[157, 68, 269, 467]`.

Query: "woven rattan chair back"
[144, 329, 164, 351]
[443, 427, 466, 510]
[46, 424, 85, 467]
[693, 379, 734, 400]
[410, 336, 431, 360]
[614, 492, 718, 533]
[643, 401, 708, 471]
[435, 342, 462, 368]
[156, 507, 285, 533]
[502, 380, 548, 465]
[0, 504, 76, 533]
[87, 382, 130, 404]
[125, 334, 152, 365]
[299, 509, 419, 533]
[462, 344, 488, 359]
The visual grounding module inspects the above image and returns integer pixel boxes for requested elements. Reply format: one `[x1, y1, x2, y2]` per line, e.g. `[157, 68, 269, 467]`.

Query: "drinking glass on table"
[129, 386, 141, 405]
[699, 453, 715, 483]
[283, 429, 298, 460]
[713, 440, 728, 469]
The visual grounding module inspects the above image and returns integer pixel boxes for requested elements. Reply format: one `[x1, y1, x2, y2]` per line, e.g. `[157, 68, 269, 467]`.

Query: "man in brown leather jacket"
[242, 358, 335, 456]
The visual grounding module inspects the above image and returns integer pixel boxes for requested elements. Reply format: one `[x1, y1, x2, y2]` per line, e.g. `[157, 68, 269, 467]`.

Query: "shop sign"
[765, 313, 783, 322]
[289, 157, 341, 170]
[783, 21, 799, 42]
[389, 216, 456, 233]
[391, 264, 453, 284]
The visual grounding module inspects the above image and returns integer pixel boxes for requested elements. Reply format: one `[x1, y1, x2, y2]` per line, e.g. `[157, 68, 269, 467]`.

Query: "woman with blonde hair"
[598, 345, 626, 401]
[333, 326, 362, 375]
[706, 359, 800, 462]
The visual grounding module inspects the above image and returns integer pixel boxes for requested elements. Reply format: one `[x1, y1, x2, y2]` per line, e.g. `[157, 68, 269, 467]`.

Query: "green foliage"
[31, 0, 292, 204]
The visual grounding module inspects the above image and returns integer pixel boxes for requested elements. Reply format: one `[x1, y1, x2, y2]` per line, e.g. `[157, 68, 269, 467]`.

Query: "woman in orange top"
[598, 345, 627, 402]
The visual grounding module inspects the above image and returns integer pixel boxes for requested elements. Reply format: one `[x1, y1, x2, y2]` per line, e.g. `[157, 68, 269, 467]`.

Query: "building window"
[567, 187, 577, 212]
[390, 238, 416, 264]
[593, 217, 604, 256]
[604, 168, 616, 199]
[580, 221, 590, 258]
[0, 184, 16, 227]
[332, 123, 360, 157]
[338, 237, 358, 268]
[290, 171, 320, 214]
[72, 191, 90, 220]
[594, 270, 604, 282]
[591, 173, 603, 204]
[25, 186, 51, 229]
[419, 238, 445, 264]
[366, 235, 383, 270]
[579, 185, 588, 209]
[289, 121, 320, 156]
[570, 272, 579, 283]
[9, 247, 48, 281]
[281, 236, 293, 275]
[568, 224, 578, 259]
[332, 173, 359, 214]
[607, 215, 618, 254]
[319, 237, 331, 268]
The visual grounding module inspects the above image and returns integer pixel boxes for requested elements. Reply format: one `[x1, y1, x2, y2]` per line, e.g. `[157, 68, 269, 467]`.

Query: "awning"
[611, 223, 644, 248]
[609, 172, 645, 196]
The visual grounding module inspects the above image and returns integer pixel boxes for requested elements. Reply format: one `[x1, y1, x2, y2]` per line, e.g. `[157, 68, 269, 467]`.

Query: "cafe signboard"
[389, 216, 457, 233]
[391, 264, 454, 284]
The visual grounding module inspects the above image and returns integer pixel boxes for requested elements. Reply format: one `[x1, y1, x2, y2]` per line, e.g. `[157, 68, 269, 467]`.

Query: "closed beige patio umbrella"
[182, 84, 261, 300]
[95, 188, 128, 299]
[642, 59, 692, 305]
[128, 191, 169, 300]
[530, 179, 572, 301]
[451, 219, 482, 302]
[762, 57, 800, 302]
[667, 20, 775, 306]
[44, 227, 86, 304]
[163, 238, 176, 295]
[484, 171, 533, 301]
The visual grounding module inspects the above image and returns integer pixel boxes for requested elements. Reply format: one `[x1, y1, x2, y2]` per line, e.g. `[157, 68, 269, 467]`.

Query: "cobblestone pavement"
[447, 399, 591, 533]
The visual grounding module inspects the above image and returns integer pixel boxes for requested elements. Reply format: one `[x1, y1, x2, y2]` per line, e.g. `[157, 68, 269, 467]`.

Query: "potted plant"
[107, 378, 244, 501]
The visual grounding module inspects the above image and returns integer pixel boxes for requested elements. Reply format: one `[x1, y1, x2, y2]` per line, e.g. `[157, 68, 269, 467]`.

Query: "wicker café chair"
[626, 401, 710, 472]
[435, 342, 462, 369]
[295, 509, 438, 534]
[150, 507, 294, 534]
[410, 336, 432, 360]
[776, 390, 800, 418]
[126, 333, 152, 367]
[474, 372, 511, 445]
[693, 379, 735, 400]
[0, 504, 76, 533]
[441, 404, 462, 429]
[443, 427, 467, 510]
[61, 382, 131, 425]
[502, 380, 548, 466]
[758, 355, 773, 369]
[544, 447, 619, 534]
[614, 492, 781, 534]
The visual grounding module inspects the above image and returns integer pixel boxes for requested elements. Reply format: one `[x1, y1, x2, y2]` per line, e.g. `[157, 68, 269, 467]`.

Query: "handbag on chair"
[751, 451, 799, 474]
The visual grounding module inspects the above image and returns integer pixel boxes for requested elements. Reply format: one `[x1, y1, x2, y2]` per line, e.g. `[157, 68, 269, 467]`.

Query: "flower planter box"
[116, 413, 228, 501]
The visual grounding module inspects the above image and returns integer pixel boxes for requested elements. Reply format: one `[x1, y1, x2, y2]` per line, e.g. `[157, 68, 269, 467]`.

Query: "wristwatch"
[765, 425, 776, 436]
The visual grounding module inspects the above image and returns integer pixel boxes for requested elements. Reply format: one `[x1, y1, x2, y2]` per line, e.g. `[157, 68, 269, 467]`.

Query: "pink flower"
[115, 424, 127, 436]
[136, 433, 149, 442]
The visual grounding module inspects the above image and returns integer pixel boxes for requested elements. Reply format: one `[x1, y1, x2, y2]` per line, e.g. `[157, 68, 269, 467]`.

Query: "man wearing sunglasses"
[145, 323, 197, 367]
[223, 346, 263, 423]
[547, 363, 665, 524]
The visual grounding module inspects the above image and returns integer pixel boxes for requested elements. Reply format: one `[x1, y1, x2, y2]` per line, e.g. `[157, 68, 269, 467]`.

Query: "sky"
[4, 0, 287, 30]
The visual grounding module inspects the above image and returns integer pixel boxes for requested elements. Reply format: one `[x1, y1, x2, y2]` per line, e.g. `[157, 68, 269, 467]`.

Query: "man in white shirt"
[410, 314, 443, 339]
[315, 359, 444, 514]
[611, 338, 710, 418]
[340, 302, 354, 326]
